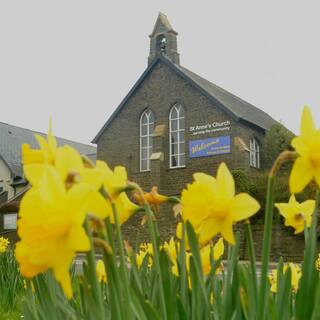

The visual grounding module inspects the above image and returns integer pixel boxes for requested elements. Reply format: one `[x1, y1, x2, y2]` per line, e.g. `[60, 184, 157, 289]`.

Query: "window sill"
[169, 165, 186, 170]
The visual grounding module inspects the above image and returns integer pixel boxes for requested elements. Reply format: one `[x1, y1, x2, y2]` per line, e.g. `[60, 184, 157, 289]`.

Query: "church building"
[93, 13, 278, 247]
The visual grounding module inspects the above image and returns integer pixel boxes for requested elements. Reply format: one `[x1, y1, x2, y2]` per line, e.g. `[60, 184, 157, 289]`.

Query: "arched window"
[169, 104, 185, 168]
[250, 138, 260, 168]
[140, 110, 154, 172]
[156, 34, 167, 54]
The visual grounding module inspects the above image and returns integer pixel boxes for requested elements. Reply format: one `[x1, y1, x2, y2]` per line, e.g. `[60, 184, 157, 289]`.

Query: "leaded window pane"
[140, 110, 154, 171]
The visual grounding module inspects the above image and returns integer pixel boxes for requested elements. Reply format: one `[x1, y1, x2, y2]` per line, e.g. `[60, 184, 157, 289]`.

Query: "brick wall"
[97, 60, 300, 260]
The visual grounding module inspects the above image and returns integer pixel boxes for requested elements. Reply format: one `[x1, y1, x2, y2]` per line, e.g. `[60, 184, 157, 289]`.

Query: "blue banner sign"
[189, 136, 231, 158]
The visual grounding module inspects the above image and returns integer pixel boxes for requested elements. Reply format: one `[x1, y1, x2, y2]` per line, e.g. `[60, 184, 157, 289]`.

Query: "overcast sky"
[0, 1, 319, 144]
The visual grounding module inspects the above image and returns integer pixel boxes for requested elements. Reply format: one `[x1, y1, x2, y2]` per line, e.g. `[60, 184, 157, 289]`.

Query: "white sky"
[0, 1, 319, 144]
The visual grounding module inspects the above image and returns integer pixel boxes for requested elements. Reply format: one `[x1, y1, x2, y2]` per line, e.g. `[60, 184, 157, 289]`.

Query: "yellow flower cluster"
[15, 124, 138, 298]
[181, 163, 260, 245]
[0, 237, 10, 253]
[162, 237, 225, 277]
[268, 263, 301, 293]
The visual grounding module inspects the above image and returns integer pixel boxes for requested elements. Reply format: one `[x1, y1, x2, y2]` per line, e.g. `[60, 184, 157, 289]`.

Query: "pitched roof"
[0, 122, 96, 178]
[92, 56, 277, 143]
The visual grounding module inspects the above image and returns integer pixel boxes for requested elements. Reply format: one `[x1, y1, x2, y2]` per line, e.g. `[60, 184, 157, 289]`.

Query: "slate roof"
[92, 56, 277, 143]
[0, 122, 96, 178]
[176, 64, 277, 131]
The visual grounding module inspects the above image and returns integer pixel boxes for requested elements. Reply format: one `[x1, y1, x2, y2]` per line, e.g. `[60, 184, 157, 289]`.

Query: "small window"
[140, 110, 154, 172]
[250, 138, 260, 168]
[169, 104, 185, 168]
[3, 213, 17, 230]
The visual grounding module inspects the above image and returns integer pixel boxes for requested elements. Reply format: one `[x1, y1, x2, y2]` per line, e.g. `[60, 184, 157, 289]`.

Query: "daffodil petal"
[220, 220, 235, 245]
[216, 163, 235, 198]
[24, 164, 48, 187]
[289, 157, 313, 193]
[299, 200, 316, 216]
[55, 145, 84, 182]
[275, 203, 291, 219]
[87, 191, 109, 219]
[193, 173, 218, 190]
[300, 106, 316, 136]
[53, 262, 73, 299]
[198, 219, 220, 246]
[38, 166, 65, 204]
[230, 193, 260, 222]
[66, 184, 92, 223]
[213, 238, 224, 261]
[67, 226, 90, 251]
[81, 167, 104, 190]
[114, 166, 127, 183]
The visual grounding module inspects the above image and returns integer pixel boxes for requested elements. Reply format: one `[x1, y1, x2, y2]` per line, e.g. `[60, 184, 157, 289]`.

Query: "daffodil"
[96, 161, 128, 200]
[133, 186, 168, 206]
[275, 194, 315, 234]
[269, 263, 301, 293]
[106, 192, 140, 225]
[0, 237, 10, 253]
[200, 238, 224, 275]
[96, 260, 107, 283]
[22, 120, 57, 165]
[290, 106, 320, 193]
[181, 163, 260, 245]
[136, 242, 153, 268]
[15, 165, 99, 299]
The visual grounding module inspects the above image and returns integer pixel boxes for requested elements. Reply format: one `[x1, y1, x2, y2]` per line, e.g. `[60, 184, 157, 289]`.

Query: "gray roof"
[176, 65, 277, 131]
[92, 56, 277, 143]
[0, 122, 96, 178]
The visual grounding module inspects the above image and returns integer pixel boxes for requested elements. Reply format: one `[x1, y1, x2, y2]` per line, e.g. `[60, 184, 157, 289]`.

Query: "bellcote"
[148, 13, 180, 65]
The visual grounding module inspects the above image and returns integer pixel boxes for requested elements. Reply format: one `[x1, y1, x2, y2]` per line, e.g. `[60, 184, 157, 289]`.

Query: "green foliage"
[264, 123, 295, 170]
[0, 249, 24, 314]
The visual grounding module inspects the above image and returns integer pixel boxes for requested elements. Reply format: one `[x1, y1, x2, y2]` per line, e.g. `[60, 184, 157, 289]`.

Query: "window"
[169, 104, 185, 168]
[140, 110, 154, 171]
[250, 138, 260, 168]
[3, 213, 17, 230]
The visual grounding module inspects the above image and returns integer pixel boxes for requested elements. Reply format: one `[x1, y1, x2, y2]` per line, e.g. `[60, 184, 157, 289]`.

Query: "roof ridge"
[0, 121, 95, 148]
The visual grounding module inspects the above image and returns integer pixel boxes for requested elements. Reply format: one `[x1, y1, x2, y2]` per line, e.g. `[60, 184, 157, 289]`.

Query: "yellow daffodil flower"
[96, 161, 128, 200]
[106, 192, 140, 225]
[275, 194, 315, 234]
[200, 238, 224, 275]
[22, 120, 57, 165]
[181, 163, 260, 245]
[15, 165, 99, 299]
[290, 106, 320, 193]
[136, 242, 153, 268]
[269, 263, 301, 293]
[133, 186, 168, 205]
[96, 260, 107, 283]
[0, 237, 10, 253]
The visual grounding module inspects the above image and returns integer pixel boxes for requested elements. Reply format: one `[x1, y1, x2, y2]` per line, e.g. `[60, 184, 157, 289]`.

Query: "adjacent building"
[0, 121, 96, 241]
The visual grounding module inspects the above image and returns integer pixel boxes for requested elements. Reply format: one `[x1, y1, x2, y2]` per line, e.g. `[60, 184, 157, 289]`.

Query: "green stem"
[258, 176, 275, 320]
[111, 202, 133, 320]
[84, 218, 105, 318]
[144, 204, 168, 320]
[245, 222, 258, 303]
[98, 219, 123, 319]
[179, 221, 188, 311]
